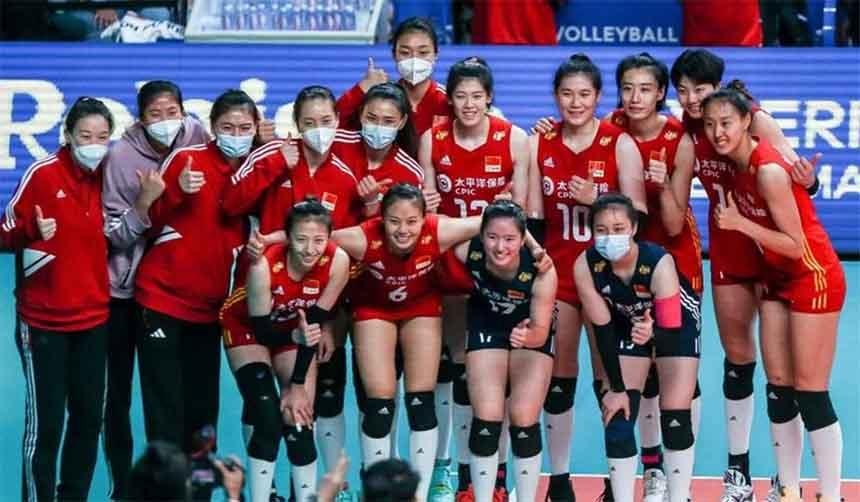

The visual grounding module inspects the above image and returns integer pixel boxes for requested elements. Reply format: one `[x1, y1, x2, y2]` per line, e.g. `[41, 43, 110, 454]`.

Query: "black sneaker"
[596, 478, 614, 502]
[545, 473, 576, 502]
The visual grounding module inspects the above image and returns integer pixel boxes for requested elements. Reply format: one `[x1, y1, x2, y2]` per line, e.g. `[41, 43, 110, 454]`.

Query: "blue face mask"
[594, 233, 631, 262]
[72, 143, 108, 171]
[216, 133, 254, 158]
[361, 123, 399, 150]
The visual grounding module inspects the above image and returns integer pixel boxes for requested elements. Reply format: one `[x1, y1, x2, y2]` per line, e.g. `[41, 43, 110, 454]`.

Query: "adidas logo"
[460, 425, 468, 430]
[56, 189, 66, 198]
[411, 397, 423, 406]
[441, 352, 449, 360]
[547, 424, 553, 429]
[669, 419, 681, 427]
[673, 468, 680, 474]
[375, 449, 383, 456]
[602, 285, 611, 294]
[646, 413, 653, 419]
[440, 155, 452, 166]
[543, 157, 555, 168]
[370, 260, 385, 270]
[610, 466, 616, 472]
[149, 328, 167, 339]
[551, 385, 563, 393]
[301, 484, 309, 488]
[774, 441, 781, 447]
[479, 428, 492, 436]
[730, 416, 737, 421]
[378, 407, 390, 415]
[287, 434, 296, 441]
[768, 392, 779, 400]
[325, 432, 332, 437]
[521, 470, 528, 475]
[517, 431, 529, 439]
[416, 448, 424, 454]
[323, 390, 336, 398]
[442, 400, 449, 405]
[273, 286, 284, 295]
[281, 179, 292, 188]
[261, 469, 268, 474]
[480, 471, 488, 476]
[728, 369, 739, 378]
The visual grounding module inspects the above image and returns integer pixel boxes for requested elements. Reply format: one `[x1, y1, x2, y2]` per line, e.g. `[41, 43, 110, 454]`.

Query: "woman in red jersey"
[331, 183, 484, 501]
[527, 53, 647, 502]
[670, 48, 820, 500]
[704, 89, 845, 502]
[3, 97, 112, 502]
[419, 56, 530, 501]
[607, 53, 702, 501]
[134, 90, 257, 459]
[337, 17, 449, 137]
[220, 200, 350, 502]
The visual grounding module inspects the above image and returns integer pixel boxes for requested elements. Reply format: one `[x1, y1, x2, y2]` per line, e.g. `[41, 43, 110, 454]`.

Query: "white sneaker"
[720, 469, 755, 502]
[766, 476, 802, 502]
[642, 468, 669, 502]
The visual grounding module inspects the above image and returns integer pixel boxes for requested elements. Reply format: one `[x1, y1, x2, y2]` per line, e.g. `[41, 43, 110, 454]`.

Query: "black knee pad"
[795, 390, 838, 431]
[509, 423, 542, 458]
[437, 346, 454, 383]
[469, 418, 502, 456]
[234, 363, 282, 461]
[362, 398, 396, 438]
[315, 348, 347, 418]
[643, 364, 660, 399]
[766, 384, 799, 424]
[723, 359, 756, 400]
[405, 391, 437, 431]
[452, 364, 470, 406]
[660, 409, 694, 450]
[543, 377, 577, 414]
[284, 424, 318, 466]
[604, 390, 640, 458]
[693, 379, 702, 399]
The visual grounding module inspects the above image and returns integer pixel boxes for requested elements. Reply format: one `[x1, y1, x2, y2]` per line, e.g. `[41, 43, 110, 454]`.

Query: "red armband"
[654, 292, 681, 328]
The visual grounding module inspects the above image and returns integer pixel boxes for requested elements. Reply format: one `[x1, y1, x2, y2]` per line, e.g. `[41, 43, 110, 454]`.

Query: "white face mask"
[594, 233, 631, 262]
[361, 123, 399, 150]
[396, 57, 434, 86]
[72, 143, 108, 171]
[302, 127, 337, 154]
[145, 118, 182, 147]
[216, 133, 254, 158]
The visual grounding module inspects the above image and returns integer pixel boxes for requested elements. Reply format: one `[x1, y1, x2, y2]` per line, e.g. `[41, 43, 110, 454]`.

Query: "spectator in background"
[760, 0, 813, 46]
[681, 0, 762, 46]
[838, 0, 859, 45]
[468, 0, 561, 44]
[46, 0, 172, 41]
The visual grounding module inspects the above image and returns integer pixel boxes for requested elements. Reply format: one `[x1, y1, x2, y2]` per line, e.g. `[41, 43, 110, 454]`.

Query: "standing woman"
[101, 80, 209, 500]
[134, 89, 257, 454]
[607, 52, 701, 500]
[337, 16, 449, 137]
[527, 53, 647, 502]
[220, 200, 350, 502]
[330, 184, 483, 501]
[704, 89, 845, 502]
[3, 97, 113, 501]
[453, 200, 557, 502]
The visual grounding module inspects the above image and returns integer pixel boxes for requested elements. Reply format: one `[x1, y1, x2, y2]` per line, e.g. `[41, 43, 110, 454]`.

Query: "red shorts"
[352, 294, 442, 322]
[221, 319, 296, 355]
[555, 276, 581, 308]
[708, 224, 762, 286]
[761, 266, 846, 314]
[434, 249, 474, 296]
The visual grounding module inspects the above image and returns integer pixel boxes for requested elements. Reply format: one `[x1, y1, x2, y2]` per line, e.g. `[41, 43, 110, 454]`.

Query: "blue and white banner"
[1, 44, 857, 253]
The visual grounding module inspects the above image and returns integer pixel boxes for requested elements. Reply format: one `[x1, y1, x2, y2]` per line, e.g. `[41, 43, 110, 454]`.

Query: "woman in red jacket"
[134, 89, 258, 457]
[2, 97, 113, 502]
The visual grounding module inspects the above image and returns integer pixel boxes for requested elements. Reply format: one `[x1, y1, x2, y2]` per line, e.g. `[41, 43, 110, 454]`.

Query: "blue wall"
[1, 44, 858, 253]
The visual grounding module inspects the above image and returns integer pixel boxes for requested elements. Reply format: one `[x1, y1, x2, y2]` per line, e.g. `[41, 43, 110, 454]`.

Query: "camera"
[189, 425, 239, 500]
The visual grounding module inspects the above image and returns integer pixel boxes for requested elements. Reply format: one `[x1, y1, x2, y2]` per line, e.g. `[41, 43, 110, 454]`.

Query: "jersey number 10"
[556, 203, 591, 242]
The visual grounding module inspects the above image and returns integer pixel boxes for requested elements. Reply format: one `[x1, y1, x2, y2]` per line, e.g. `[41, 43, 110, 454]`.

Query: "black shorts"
[616, 321, 701, 359]
[465, 309, 557, 357]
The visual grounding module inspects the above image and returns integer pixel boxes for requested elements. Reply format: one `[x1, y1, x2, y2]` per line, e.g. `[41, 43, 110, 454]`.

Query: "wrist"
[363, 193, 382, 206]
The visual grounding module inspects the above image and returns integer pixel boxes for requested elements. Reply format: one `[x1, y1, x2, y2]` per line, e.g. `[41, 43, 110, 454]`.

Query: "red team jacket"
[610, 110, 703, 293]
[331, 131, 424, 192]
[336, 80, 450, 137]
[537, 121, 624, 305]
[220, 241, 339, 352]
[1, 147, 109, 331]
[135, 142, 247, 324]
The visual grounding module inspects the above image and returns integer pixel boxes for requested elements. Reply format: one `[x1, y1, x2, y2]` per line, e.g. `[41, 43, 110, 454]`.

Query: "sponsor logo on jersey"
[484, 155, 502, 173]
[588, 160, 605, 178]
[507, 289, 526, 300]
[638, 264, 652, 275]
[56, 189, 66, 198]
[599, 135, 612, 146]
[321, 192, 338, 211]
[634, 283, 651, 298]
[493, 130, 506, 141]
[435, 130, 449, 141]
[469, 250, 483, 261]
[317, 255, 329, 266]
[415, 255, 432, 270]
[517, 271, 533, 282]
[439, 154, 452, 166]
[303, 279, 320, 295]
[593, 260, 607, 273]
[272, 285, 285, 296]
[370, 240, 383, 250]
[542, 176, 555, 196]
[437, 173, 453, 193]
[543, 157, 555, 168]
[664, 130, 678, 141]
[601, 284, 611, 295]
[543, 130, 558, 140]
[421, 234, 433, 245]
[273, 261, 285, 273]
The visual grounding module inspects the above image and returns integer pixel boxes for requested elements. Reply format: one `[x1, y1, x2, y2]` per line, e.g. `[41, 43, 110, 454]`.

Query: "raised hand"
[34, 205, 56, 241]
[714, 191, 744, 232]
[646, 147, 668, 186]
[359, 57, 389, 92]
[631, 308, 653, 345]
[178, 157, 205, 194]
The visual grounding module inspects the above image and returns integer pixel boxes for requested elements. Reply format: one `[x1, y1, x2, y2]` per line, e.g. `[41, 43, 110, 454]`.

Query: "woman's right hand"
[281, 385, 314, 428]
[601, 390, 630, 426]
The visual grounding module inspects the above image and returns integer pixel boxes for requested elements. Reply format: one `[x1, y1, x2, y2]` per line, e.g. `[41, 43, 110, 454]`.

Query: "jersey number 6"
[388, 285, 408, 302]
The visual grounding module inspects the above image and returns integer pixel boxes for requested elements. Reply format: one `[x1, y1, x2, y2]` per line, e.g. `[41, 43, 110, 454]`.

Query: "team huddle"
[5, 15, 847, 502]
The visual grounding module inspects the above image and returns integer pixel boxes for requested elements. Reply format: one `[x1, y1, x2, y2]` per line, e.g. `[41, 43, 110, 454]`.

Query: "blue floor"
[0, 257, 857, 499]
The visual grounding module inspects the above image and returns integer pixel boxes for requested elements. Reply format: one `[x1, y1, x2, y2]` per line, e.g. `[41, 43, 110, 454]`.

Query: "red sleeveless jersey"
[336, 80, 449, 137]
[220, 241, 338, 351]
[537, 121, 623, 305]
[611, 111, 703, 293]
[683, 112, 764, 284]
[431, 115, 515, 218]
[331, 131, 424, 193]
[349, 214, 443, 321]
[732, 140, 844, 312]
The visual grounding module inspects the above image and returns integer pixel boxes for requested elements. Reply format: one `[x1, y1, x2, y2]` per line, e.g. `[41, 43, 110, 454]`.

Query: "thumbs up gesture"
[293, 308, 323, 347]
[178, 157, 205, 194]
[246, 228, 267, 260]
[493, 181, 514, 202]
[359, 57, 389, 92]
[570, 169, 597, 205]
[34, 205, 56, 241]
[256, 119, 277, 145]
[631, 308, 654, 345]
[646, 147, 668, 186]
[714, 191, 743, 232]
[280, 133, 300, 171]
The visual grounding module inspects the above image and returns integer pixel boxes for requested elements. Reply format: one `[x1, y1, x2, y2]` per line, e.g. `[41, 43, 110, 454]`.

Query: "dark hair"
[209, 89, 259, 126]
[553, 53, 602, 93]
[701, 88, 753, 119]
[390, 16, 438, 54]
[361, 459, 420, 502]
[286, 197, 333, 235]
[137, 80, 184, 119]
[360, 83, 417, 157]
[588, 192, 638, 230]
[292, 85, 337, 124]
[446, 56, 494, 101]
[381, 183, 425, 215]
[724, 79, 756, 102]
[127, 441, 189, 501]
[670, 49, 725, 88]
[64, 96, 114, 136]
[481, 199, 526, 235]
[615, 52, 670, 110]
